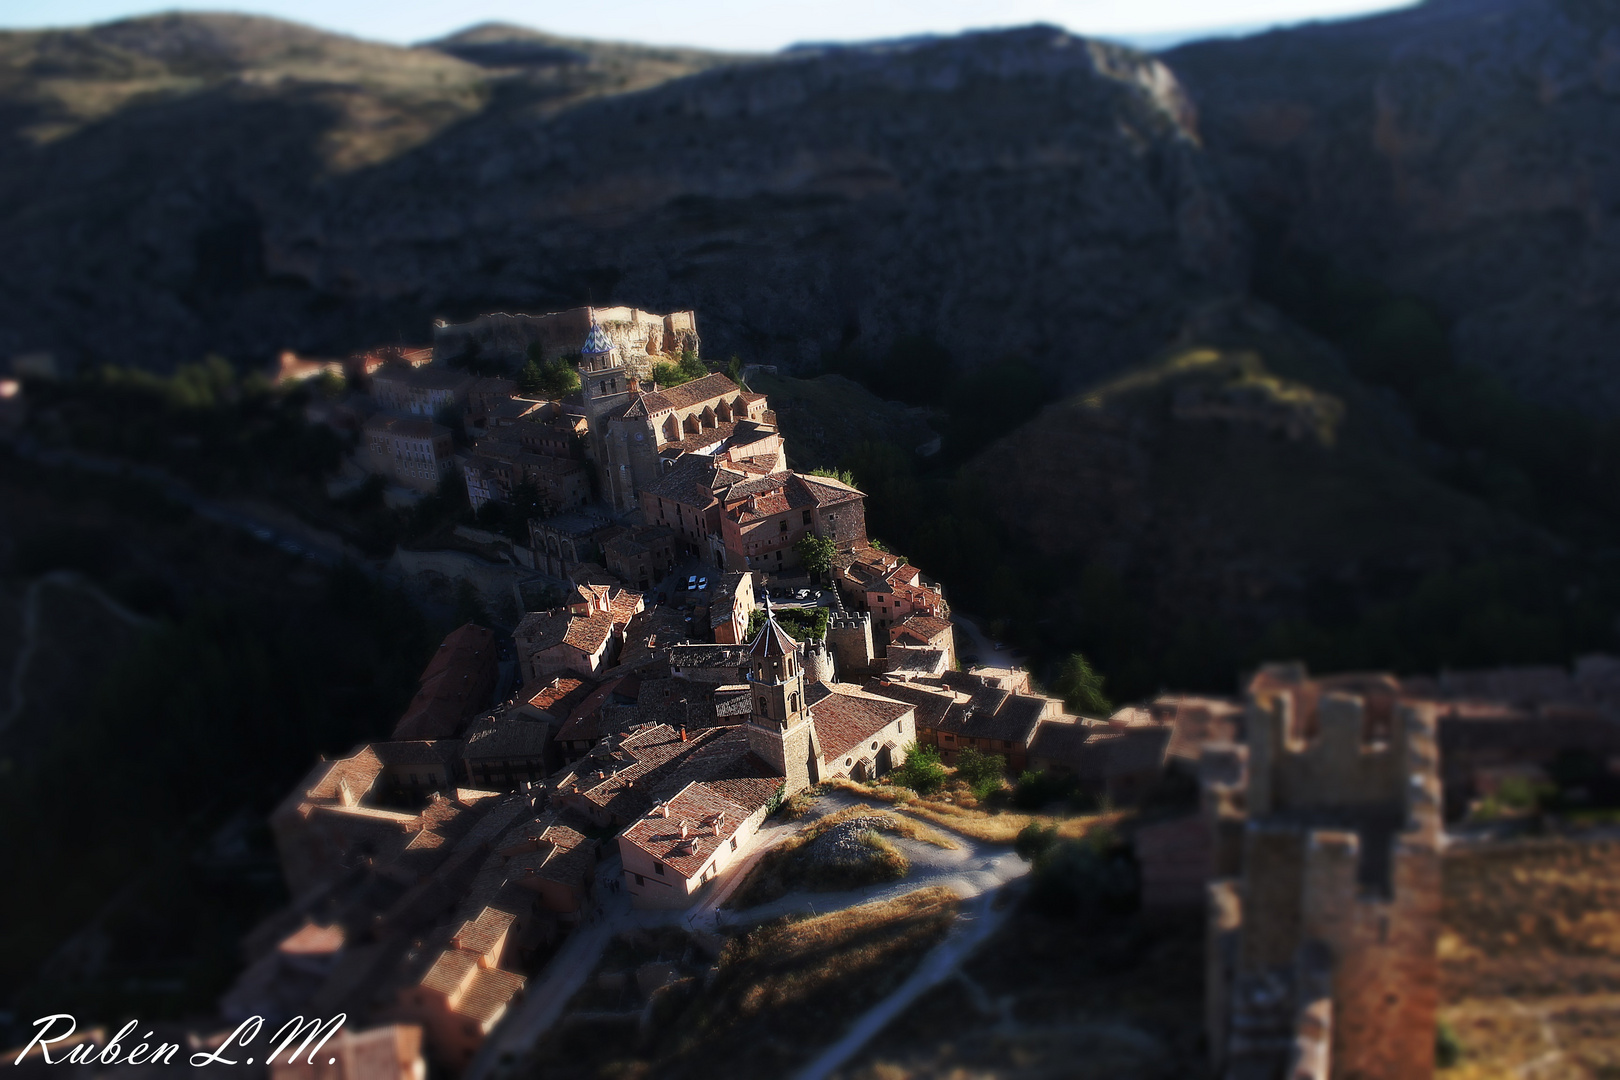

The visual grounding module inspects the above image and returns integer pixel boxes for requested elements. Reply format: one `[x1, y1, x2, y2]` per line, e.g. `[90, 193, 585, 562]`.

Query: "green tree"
[808, 467, 857, 486]
[516, 357, 546, 395]
[795, 534, 837, 581]
[891, 741, 947, 795]
[519, 352, 581, 398]
[653, 349, 711, 389]
[1051, 653, 1112, 715]
[505, 479, 549, 545]
[727, 355, 746, 386]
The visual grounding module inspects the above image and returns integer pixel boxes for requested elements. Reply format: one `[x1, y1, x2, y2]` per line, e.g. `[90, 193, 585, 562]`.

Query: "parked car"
[698, 577, 708, 590]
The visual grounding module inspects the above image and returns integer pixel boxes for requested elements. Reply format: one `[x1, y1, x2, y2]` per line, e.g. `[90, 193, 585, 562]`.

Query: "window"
[802, 510, 812, 525]
[635, 873, 645, 886]
[780, 520, 788, 533]
[871, 742, 878, 751]
[409, 773, 418, 785]
[655, 862, 666, 876]
[729, 837, 738, 851]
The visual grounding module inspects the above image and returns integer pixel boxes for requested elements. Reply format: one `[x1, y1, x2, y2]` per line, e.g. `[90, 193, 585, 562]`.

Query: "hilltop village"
[22, 306, 1620, 1080]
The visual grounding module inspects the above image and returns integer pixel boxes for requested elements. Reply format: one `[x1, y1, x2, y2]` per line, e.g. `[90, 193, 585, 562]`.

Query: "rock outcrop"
[0, 16, 1245, 389]
[1169, 0, 1620, 413]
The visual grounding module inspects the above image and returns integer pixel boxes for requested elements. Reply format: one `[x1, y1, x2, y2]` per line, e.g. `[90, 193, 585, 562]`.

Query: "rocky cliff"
[1169, 0, 1620, 413]
[0, 15, 1245, 388]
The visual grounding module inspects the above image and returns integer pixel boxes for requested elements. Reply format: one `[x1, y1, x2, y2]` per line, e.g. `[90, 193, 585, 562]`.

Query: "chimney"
[713, 812, 725, 836]
[679, 725, 688, 742]
[680, 821, 690, 839]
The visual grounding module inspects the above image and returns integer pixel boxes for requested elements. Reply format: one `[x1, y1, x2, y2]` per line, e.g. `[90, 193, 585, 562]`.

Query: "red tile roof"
[808, 685, 913, 761]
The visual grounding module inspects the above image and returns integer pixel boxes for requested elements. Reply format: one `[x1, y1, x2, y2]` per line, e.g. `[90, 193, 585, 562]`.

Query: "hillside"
[0, 15, 1243, 391]
[1168, 0, 1620, 414]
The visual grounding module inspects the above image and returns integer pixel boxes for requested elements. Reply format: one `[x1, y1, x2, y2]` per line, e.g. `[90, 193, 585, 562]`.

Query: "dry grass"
[528, 888, 960, 1080]
[1437, 838, 1620, 1077]
[840, 900, 1208, 1078]
[823, 776, 1117, 845]
[725, 806, 952, 909]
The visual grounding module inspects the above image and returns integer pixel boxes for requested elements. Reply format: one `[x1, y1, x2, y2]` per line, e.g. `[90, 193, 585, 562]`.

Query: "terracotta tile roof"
[964, 693, 1050, 745]
[457, 967, 525, 1024]
[525, 676, 595, 717]
[864, 679, 959, 731]
[620, 781, 752, 879]
[890, 614, 953, 644]
[749, 612, 797, 660]
[452, 907, 515, 956]
[808, 684, 913, 761]
[641, 373, 742, 414]
[394, 624, 498, 740]
[278, 922, 345, 956]
[371, 740, 460, 768]
[462, 717, 550, 759]
[660, 420, 740, 454]
[420, 948, 476, 996]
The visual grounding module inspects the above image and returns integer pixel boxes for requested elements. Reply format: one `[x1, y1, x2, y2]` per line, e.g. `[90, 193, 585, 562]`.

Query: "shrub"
[891, 742, 947, 796]
[1012, 769, 1075, 811]
[1435, 1020, 1462, 1069]
[1021, 824, 1136, 918]
[955, 747, 1006, 802]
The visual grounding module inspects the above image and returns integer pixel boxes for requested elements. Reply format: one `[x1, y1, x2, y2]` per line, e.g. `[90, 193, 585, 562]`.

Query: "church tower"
[578, 312, 631, 422]
[745, 601, 817, 794]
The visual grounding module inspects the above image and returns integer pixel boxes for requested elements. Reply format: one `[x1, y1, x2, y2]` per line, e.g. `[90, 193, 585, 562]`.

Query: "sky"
[0, 0, 1417, 51]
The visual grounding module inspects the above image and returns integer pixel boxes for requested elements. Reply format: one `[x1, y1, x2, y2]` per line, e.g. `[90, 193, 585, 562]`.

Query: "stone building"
[363, 415, 456, 494]
[602, 524, 677, 591]
[717, 471, 867, 574]
[514, 583, 645, 683]
[1206, 664, 1442, 1080]
[432, 305, 698, 373]
[371, 362, 478, 419]
[836, 547, 949, 630]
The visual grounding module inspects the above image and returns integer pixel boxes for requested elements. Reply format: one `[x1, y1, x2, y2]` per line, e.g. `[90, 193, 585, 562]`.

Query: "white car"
[697, 577, 708, 590]
[687, 576, 698, 590]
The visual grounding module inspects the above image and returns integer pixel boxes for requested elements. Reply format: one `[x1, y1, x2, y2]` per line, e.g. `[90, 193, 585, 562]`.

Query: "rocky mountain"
[1169, 0, 1620, 414]
[0, 15, 1243, 388]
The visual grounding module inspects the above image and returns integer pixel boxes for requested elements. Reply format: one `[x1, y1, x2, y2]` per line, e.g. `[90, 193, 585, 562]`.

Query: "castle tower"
[744, 601, 816, 794]
[826, 599, 876, 682]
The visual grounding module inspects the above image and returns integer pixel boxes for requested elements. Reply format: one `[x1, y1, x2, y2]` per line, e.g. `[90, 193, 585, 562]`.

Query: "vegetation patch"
[839, 892, 1205, 1078]
[724, 806, 954, 910]
[824, 776, 1118, 845]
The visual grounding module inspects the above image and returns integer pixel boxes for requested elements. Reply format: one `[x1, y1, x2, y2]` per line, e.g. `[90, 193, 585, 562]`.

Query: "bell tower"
[579, 312, 630, 422]
[745, 601, 817, 794]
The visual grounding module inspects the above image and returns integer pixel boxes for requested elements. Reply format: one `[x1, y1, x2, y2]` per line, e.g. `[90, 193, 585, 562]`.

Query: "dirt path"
[790, 886, 1018, 1080]
[470, 790, 1031, 1080]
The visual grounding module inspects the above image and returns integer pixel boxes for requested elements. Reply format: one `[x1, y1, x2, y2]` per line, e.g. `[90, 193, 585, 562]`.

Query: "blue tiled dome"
[582, 319, 613, 356]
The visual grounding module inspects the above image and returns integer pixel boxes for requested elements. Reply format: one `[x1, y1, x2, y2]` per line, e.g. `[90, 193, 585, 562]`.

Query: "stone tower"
[826, 592, 876, 681]
[744, 602, 817, 795]
[577, 312, 637, 509]
[578, 313, 631, 423]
